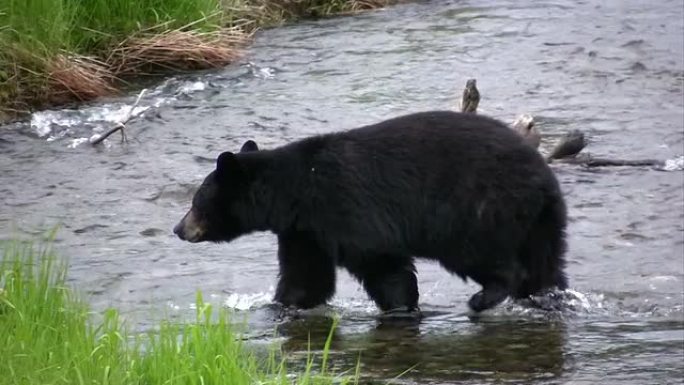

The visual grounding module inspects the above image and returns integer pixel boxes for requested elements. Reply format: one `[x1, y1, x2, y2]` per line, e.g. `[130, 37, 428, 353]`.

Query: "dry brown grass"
[47, 54, 118, 104]
[0, 0, 398, 119]
[0, 28, 249, 116]
[349, 0, 392, 11]
[0, 54, 113, 117]
[229, 0, 394, 26]
[107, 27, 250, 76]
[1, 17, 250, 117]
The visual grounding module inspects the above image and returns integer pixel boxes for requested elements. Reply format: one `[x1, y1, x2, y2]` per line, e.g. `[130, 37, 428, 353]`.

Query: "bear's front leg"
[342, 254, 419, 313]
[274, 231, 336, 309]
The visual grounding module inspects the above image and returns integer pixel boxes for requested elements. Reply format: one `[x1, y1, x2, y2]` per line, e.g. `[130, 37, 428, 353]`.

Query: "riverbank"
[0, 0, 393, 121]
[0, 239, 355, 385]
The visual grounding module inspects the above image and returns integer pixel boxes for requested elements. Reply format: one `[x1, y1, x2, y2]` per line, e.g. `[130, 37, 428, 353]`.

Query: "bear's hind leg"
[466, 268, 520, 312]
[342, 254, 418, 313]
[274, 231, 336, 309]
[439, 256, 515, 312]
[467, 283, 510, 312]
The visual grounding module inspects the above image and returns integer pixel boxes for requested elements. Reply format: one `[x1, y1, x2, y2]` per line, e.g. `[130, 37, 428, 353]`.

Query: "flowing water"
[1, 0, 683, 383]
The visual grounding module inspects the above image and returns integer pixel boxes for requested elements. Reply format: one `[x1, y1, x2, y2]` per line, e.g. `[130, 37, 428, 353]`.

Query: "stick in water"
[90, 89, 147, 145]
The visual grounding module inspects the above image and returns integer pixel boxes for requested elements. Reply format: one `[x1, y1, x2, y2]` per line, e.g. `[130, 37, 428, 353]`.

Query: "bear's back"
[271, 111, 560, 254]
[314, 110, 549, 186]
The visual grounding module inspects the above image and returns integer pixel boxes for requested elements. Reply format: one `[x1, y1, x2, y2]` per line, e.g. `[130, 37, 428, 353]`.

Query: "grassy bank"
[0, 241, 356, 385]
[0, 0, 393, 118]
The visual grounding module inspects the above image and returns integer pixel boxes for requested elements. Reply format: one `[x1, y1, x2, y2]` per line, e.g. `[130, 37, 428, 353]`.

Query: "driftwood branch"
[91, 122, 126, 145]
[90, 89, 147, 145]
[546, 130, 587, 161]
[540, 126, 662, 168]
[551, 156, 662, 168]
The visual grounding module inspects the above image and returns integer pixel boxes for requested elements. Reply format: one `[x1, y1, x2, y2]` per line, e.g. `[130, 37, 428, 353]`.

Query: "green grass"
[71, 0, 224, 52]
[0, 0, 226, 111]
[0, 0, 393, 115]
[0, 240, 357, 385]
[0, 0, 223, 55]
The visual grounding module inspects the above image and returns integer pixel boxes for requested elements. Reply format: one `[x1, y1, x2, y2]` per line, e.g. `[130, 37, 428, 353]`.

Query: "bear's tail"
[514, 193, 568, 298]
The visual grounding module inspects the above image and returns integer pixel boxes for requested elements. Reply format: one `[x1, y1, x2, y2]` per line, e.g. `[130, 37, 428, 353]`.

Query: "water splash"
[493, 289, 607, 318]
[68, 138, 90, 148]
[661, 155, 684, 171]
[202, 287, 678, 320]
[28, 77, 211, 144]
[178, 81, 207, 94]
[245, 62, 276, 79]
[329, 297, 378, 314]
[223, 291, 274, 310]
[31, 104, 154, 138]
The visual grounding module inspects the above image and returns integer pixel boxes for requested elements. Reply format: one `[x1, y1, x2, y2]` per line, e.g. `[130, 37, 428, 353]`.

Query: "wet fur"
[176, 111, 568, 312]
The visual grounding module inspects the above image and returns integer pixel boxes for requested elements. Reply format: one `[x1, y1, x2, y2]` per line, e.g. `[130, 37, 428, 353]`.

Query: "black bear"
[174, 111, 568, 313]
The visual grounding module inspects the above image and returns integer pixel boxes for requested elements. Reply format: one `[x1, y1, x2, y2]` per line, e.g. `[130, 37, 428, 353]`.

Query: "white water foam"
[329, 297, 378, 314]
[223, 291, 274, 311]
[167, 287, 676, 322]
[213, 288, 609, 316]
[31, 104, 154, 138]
[165, 290, 274, 313]
[68, 137, 90, 148]
[491, 289, 608, 319]
[178, 81, 206, 94]
[245, 62, 276, 79]
[661, 155, 684, 171]
[28, 77, 211, 146]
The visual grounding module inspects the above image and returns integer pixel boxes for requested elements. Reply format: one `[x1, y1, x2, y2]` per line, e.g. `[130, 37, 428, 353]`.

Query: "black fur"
[174, 111, 568, 312]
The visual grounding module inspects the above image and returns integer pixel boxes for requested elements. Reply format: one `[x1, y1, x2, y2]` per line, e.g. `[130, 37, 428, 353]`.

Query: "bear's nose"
[173, 221, 185, 240]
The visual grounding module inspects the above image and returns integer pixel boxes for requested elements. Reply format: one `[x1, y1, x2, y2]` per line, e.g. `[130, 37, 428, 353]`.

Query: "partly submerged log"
[551, 155, 663, 168]
[509, 116, 588, 160]
[546, 130, 587, 161]
[458, 80, 556, 152]
[548, 131, 662, 168]
[511, 114, 541, 149]
[458, 79, 665, 167]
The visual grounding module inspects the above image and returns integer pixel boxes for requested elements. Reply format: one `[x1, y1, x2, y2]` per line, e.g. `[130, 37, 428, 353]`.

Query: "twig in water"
[90, 89, 147, 145]
[552, 155, 663, 168]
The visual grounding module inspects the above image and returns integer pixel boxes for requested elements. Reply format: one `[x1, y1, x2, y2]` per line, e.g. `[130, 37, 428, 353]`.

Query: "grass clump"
[0, 0, 395, 118]
[229, 0, 394, 27]
[0, 0, 244, 114]
[0, 240, 357, 385]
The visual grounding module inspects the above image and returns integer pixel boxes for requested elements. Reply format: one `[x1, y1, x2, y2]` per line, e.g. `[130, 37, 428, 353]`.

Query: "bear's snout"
[174, 210, 204, 243]
[173, 220, 186, 240]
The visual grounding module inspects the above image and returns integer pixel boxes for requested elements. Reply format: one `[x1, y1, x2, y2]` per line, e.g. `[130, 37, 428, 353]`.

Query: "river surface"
[2, 0, 683, 383]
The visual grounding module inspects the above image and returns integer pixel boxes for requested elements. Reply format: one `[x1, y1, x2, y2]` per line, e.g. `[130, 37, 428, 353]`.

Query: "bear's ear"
[216, 151, 242, 179]
[240, 140, 259, 153]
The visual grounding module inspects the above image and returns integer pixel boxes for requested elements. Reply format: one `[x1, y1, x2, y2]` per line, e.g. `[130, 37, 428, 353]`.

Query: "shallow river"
[1, 0, 683, 383]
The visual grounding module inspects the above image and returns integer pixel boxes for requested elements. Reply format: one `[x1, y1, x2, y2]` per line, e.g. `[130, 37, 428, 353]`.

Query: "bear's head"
[174, 140, 260, 243]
